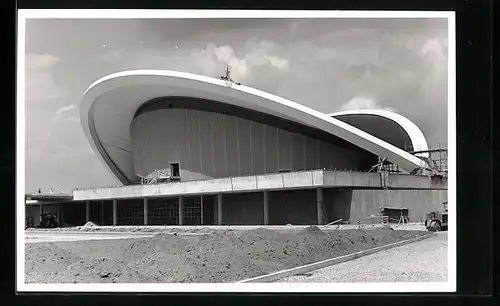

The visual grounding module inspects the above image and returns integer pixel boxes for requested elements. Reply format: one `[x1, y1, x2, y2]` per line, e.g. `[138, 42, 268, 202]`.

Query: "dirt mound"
[82, 221, 98, 227]
[25, 243, 81, 274]
[120, 234, 190, 259]
[301, 225, 326, 236]
[239, 227, 280, 243]
[25, 228, 428, 283]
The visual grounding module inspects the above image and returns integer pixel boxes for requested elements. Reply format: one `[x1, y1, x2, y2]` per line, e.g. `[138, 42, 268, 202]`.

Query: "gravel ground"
[25, 226, 428, 283]
[277, 232, 447, 283]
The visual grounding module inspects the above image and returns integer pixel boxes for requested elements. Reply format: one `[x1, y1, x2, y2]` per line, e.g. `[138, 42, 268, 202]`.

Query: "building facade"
[26, 70, 447, 228]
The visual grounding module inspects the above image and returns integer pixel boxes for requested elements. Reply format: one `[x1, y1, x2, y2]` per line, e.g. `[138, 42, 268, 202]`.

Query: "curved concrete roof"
[330, 109, 429, 154]
[80, 70, 428, 184]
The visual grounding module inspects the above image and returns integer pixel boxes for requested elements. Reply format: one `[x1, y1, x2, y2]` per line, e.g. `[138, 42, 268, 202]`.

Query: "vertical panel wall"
[251, 123, 265, 175]
[264, 125, 278, 173]
[278, 129, 291, 171]
[199, 112, 214, 177]
[224, 115, 239, 177]
[211, 113, 227, 177]
[349, 189, 448, 223]
[187, 109, 202, 176]
[238, 118, 252, 176]
[131, 108, 370, 181]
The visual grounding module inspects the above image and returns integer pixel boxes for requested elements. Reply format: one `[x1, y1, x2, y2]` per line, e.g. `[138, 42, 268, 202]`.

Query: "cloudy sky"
[24, 17, 449, 193]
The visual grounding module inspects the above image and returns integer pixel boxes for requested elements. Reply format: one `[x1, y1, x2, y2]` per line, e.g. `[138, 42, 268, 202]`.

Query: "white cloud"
[195, 42, 290, 80]
[419, 37, 447, 58]
[54, 104, 79, 123]
[55, 104, 75, 116]
[25, 54, 64, 103]
[339, 96, 396, 112]
[98, 40, 289, 82]
[26, 54, 60, 69]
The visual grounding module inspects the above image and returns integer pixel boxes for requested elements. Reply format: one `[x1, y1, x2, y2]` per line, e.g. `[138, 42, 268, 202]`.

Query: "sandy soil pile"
[25, 227, 427, 283]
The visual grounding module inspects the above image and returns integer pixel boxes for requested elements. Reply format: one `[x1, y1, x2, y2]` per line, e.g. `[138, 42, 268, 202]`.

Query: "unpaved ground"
[278, 232, 447, 283]
[25, 226, 428, 283]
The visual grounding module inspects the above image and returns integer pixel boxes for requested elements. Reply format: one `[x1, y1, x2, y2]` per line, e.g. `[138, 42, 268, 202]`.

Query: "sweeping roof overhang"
[330, 109, 429, 154]
[80, 70, 428, 184]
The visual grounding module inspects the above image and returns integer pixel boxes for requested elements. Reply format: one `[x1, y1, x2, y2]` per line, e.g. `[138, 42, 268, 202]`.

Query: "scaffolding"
[138, 168, 181, 185]
[406, 143, 448, 177]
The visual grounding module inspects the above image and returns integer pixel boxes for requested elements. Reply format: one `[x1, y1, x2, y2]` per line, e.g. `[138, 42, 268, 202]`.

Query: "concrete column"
[143, 198, 148, 226]
[85, 201, 90, 222]
[60, 204, 64, 225]
[213, 196, 217, 225]
[112, 199, 117, 226]
[57, 204, 61, 225]
[263, 191, 269, 225]
[165, 199, 168, 222]
[39, 204, 43, 223]
[101, 200, 104, 225]
[317, 187, 324, 225]
[178, 196, 184, 226]
[217, 193, 223, 225]
[200, 195, 204, 225]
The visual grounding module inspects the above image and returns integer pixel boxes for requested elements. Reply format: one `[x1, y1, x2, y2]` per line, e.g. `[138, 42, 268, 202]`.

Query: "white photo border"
[17, 9, 456, 293]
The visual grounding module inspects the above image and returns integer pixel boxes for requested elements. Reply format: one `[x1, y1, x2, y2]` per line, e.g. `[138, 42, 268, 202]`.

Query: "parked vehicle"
[37, 213, 59, 228]
[424, 201, 448, 231]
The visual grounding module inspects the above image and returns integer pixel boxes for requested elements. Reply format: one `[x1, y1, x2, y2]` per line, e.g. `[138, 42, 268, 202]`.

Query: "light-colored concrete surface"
[73, 170, 446, 201]
[277, 232, 447, 283]
[24, 232, 157, 244]
[25, 224, 428, 244]
[25, 223, 426, 233]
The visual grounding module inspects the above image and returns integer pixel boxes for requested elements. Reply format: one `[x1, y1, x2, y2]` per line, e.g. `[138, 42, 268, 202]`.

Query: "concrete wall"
[324, 188, 352, 222]
[222, 192, 264, 225]
[130, 108, 367, 180]
[349, 189, 448, 223]
[268, 190, 317, 225]
[199, 189, 352, 226]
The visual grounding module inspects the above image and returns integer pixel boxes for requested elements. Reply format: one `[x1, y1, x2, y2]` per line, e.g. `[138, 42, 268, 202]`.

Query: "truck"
[424, 201, 448, 231]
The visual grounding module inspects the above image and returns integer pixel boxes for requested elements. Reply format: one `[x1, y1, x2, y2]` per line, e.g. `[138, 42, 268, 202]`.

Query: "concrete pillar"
[60, 204, 64, 226]
[217, 193, 223, 225]
[178, 196, 184, 226]
[85, 201, 90, 222]
[39, 204, 43, 223]
[263, 191, 269, 225]
[317, 187, 324, 225]
[200, 195, 204, 225]
[57, 204, 61, 225]
[213, 196, 217, 225]
[112, 199, 117, 226]
[165, 199, 168, 223]
[143, 198, 148, 226]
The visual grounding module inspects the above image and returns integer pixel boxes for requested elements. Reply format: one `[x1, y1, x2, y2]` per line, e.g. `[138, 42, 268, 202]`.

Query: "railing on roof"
[137, 168, 181, 185]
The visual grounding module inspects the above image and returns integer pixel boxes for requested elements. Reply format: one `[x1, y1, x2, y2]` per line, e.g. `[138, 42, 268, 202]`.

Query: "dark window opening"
[170, 162, 180, 178]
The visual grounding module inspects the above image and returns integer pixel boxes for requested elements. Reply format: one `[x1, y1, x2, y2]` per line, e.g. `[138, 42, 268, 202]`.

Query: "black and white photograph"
[17, 10, 456, 292]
